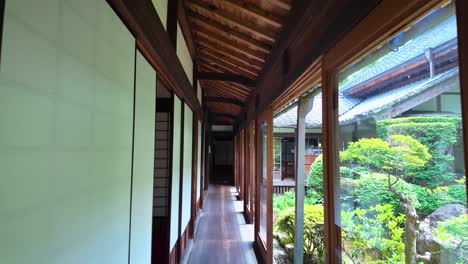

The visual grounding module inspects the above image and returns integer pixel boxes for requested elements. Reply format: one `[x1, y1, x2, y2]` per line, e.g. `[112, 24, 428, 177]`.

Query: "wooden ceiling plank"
[269, 0, 291, 11]
[199, 56, 256, 79]
[205, 97, 244, 107]
[222, 0, 283, 28]
[204, 82, 248, 98]
[187, 0, 275, 43]
[194, 26, 267, 62]
[200, 49, 259, 75]
[209, 80, 251, 94]
[205, 82, 250, 98]
[197, 42, 263, 69]
[199, 53, 258, 79]
[189, 11, 272, 52]
[208, 85, 250, 101]
[196, 71, 256, 86]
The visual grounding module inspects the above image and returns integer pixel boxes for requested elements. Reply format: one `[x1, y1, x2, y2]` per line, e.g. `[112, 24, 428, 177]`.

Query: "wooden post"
[294, 95, 314, 263]
[455, 0, 468, 203]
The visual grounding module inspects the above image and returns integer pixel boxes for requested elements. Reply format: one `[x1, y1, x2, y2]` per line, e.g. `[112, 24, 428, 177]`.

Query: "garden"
[273, 116, 467, 263]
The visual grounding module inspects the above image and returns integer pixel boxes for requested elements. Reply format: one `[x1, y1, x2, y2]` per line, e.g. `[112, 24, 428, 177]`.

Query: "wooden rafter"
[205, 83, 247, 100]
[194, 26, 267, 62]
[196, 71, 256, 86]
[189, 11, 272, 52]
[197, 42, 263, 69]
[187, 0, 276, 43]
[204, 82, 249, 98]
[209, 81, 251, 95]
[199, 53, 258, 78]
[269, 0, 291, 11]
[221, 0, 283, 28]
[204, 83, 248, 100]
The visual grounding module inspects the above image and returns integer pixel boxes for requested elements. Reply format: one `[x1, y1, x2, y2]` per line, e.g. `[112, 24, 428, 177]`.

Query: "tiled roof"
[273, 67, 459, 128]
[340, 15, 457, 92]
[273, 14, 459, 129]
[273, 94, 360, 128]
[339, 67, 459, 124]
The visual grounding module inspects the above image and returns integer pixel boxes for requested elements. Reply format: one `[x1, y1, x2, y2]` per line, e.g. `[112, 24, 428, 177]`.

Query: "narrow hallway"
[187, 185, 258, 264]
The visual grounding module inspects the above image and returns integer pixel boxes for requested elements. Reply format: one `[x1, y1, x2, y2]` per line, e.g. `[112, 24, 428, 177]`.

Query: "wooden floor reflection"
[187, 185, 258, 264]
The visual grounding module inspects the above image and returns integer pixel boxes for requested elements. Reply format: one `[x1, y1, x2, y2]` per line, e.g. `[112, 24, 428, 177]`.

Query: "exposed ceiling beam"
[269, 0, 291, 11]
[188, 11, 272, 52]
[199, 52, 259, 78]
[187, 0, 276, 43]
[203, 82, 248, 99]
[197, 42, 263, 69]
[194, 27, 267, 62]
[196, 72, 256, 86]
[203, 82, 249, 99]
[205, 96, 245, 107]
[211, 113, 237, 120]
[199, 57, 256, 79]
[240, 0, 381, 125]
[222, 0, 283, 28]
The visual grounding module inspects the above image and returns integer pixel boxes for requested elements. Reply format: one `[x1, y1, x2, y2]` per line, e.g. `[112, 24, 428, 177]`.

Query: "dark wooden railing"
[273, 185, 312, 195]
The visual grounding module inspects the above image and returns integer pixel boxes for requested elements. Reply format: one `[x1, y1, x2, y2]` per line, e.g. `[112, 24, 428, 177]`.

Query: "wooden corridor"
[186, 185, 258, 264]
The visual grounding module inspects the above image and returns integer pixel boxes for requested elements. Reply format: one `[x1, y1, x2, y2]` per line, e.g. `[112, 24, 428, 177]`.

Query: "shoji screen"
[181, 104, 193, 231]
[129, 51, 156, 263]
[197, 121, 202, 201]
[0, 1, 134, 263]
[169, 96, 182, 252]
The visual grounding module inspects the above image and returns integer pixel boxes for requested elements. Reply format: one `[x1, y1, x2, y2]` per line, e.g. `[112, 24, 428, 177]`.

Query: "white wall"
[181, 104, 193, 230]
[0, 0, 137, 263]
[169, 96, 182, 251]
[152, 0, 168, 29]
[130, 51, 157, 264]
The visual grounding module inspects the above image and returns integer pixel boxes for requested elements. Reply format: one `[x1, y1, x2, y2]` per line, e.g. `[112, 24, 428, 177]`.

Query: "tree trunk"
[401, 196, 431, 263]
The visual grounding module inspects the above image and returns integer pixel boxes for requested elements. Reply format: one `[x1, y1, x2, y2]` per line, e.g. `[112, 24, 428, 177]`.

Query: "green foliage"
[275, 204, 325, 262]
[342, 204, 405, 263]
[307, 155, 323, 193]
[377, 116, 462, 187]
[273, 190, 296, 217]
[435, 214, 468, 263]
[273, 189, 322, 217]
[341, 135, 431, 181]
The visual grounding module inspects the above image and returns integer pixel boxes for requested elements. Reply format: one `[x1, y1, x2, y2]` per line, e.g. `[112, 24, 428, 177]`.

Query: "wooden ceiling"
[183, 0, 292, 124]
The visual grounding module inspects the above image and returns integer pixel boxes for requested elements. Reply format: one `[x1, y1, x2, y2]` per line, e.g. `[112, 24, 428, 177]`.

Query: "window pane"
[336, 3, 467, 263]
[272, 86, 324, 263]
[260, 121, 268, 244]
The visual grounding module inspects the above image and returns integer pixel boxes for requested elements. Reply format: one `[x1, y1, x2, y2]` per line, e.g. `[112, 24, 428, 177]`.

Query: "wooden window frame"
[254, 108, 273, 264]
[320, 0, 468, 262]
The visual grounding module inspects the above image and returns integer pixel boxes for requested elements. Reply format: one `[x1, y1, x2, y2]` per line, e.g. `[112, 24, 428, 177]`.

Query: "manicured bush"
[377, 116, 462, 188]
[275, 204, 325, 262]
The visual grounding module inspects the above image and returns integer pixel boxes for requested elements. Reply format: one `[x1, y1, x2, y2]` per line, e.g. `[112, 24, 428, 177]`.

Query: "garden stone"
[273, 238, 292, 264]
[417, 204, 467, 263]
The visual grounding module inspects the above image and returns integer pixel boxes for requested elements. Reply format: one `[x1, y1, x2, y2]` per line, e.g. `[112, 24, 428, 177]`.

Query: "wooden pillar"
[294, 95, 315, 263]
[455, 0, 468, 202]
[322, 65, 341, 264]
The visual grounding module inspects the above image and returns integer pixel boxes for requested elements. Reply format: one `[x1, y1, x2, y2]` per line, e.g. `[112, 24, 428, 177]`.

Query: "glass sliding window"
[259, 121, 268, 244]
[335, 2, 467, 263]
[272, 86, 324, 263]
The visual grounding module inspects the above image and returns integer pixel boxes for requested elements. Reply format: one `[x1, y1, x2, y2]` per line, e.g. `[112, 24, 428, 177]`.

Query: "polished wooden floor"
[187, 185, 258, 264]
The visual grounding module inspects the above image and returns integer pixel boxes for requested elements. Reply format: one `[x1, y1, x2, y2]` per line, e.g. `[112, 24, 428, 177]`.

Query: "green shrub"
[273, 190, 296, 216]
[351, 173, 466, 217]
[342, 204, 405, 263]
[275, 204, 325, 263]
[377, 116, 462, 187]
